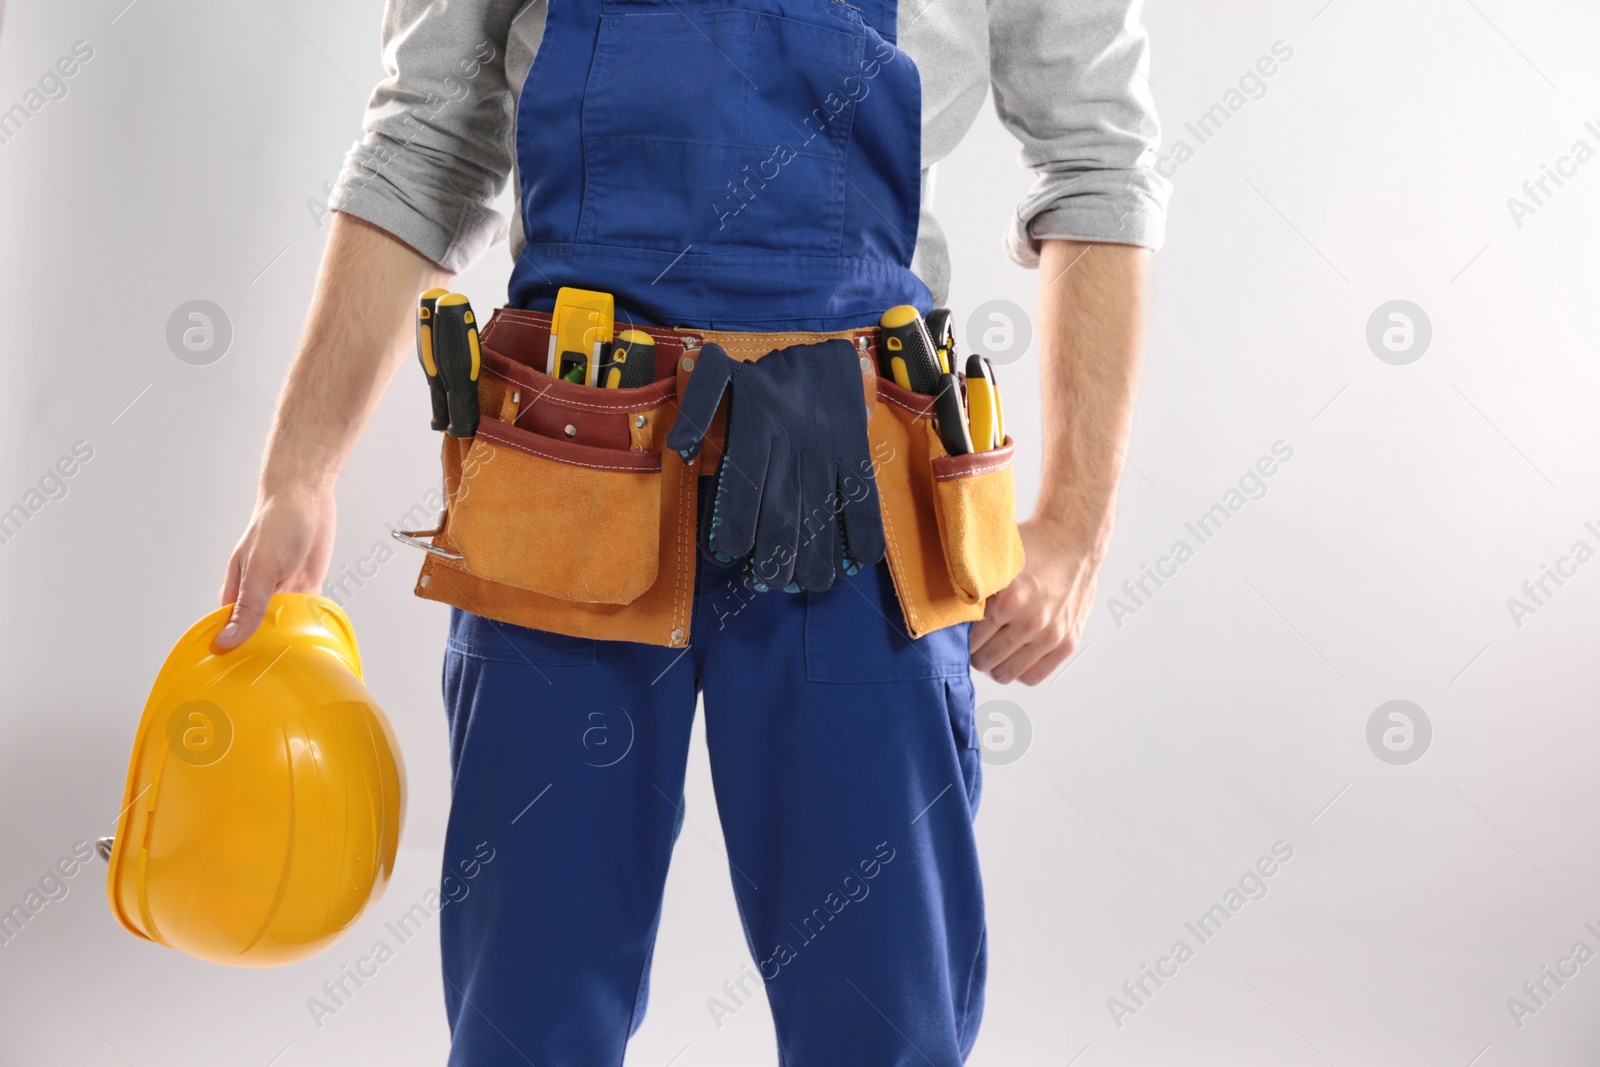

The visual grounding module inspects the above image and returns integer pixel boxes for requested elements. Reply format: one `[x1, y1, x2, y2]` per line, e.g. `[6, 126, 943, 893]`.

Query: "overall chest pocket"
[578, 2, 866, 256]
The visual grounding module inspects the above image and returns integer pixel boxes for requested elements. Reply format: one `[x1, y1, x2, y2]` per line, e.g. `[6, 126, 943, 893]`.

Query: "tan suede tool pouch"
[412, 309, 701, 648]
[446, 405, 662, 604]
[929, 435, 1025, 604]
[869, 376, 1026, 637]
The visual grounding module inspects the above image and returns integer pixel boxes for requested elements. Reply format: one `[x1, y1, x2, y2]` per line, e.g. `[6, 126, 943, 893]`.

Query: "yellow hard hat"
[106, 594, 405, 967]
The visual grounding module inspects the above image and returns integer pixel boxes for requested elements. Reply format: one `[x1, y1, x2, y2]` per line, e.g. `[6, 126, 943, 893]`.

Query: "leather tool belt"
[403, 307, 1025, 648]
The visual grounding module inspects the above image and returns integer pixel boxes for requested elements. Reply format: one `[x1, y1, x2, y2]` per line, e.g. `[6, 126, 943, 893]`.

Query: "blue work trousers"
[439, 556, 986, 1065]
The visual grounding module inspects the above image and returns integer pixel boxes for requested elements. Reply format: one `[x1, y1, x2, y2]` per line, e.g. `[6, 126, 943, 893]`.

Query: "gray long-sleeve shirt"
[329, 0, 1169, 304]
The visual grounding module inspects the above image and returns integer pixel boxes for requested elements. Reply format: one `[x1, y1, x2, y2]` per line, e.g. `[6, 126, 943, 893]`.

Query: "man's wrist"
[257, 396, 358, 499]
[1031, 488, 1116, 552]
[260, 446, 340, 502]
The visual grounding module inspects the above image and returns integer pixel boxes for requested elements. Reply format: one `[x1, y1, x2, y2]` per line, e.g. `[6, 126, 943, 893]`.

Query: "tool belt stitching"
[877, 495, 918, 633]
[478, 309, 508, 349]
[879, 389, 931, 418]
[484, 367, 670, 414]
[475, 429, 659, 473]
[715, 343, 788, 359]
[704, 335, 870, 348]
[934, 456, 1011, 479]
[704, 332, 872, 344]
[674, 456, 691, 637]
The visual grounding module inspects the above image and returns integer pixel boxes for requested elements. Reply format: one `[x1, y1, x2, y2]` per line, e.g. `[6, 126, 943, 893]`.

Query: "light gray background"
[3, 0, 1599, 1064]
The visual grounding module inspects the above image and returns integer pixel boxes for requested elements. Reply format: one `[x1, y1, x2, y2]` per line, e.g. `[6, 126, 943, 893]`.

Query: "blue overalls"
[439, 0, 986, 1062]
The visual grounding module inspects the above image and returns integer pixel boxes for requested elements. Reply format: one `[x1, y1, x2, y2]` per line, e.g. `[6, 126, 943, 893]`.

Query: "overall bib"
[507, 0, 932, 331]
[438, 0, 987, 1063]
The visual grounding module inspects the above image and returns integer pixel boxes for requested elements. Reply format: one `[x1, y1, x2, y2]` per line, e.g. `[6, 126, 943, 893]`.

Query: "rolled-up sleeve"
[329, 0, 523, 273]
[989, 0, 1170, 265]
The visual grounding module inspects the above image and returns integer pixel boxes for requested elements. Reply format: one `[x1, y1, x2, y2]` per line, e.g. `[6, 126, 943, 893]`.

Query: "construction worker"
[216, 0, 1167, 1062]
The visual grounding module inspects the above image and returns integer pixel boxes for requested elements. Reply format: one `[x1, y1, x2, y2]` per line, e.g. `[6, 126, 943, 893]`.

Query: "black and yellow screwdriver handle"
[933, 372, 974, 457]
[434, 293, 482, 438]
[925, 307, 956, 375]
[416, 288, 451, 432]
[878, 306, 943, 395]
[603, 329, 657, 388]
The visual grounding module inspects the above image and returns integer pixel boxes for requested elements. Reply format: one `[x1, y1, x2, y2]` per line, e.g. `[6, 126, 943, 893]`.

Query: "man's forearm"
[260, 213, 452, 496]
[1033, 239, 1150, 553]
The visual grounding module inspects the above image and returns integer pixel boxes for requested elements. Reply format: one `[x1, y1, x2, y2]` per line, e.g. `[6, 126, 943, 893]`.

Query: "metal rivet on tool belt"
[682, 337, 700, 352]
[511, 391, 520, 404]
[634, 415, 647, 428]
[859, 355, 872, 373]
[680, 356, 695, 373]
[670, 628, 684, 643]
[564, 424, 577, 438]
[856, 336, 869, 351]
[419, 574, 430, 589]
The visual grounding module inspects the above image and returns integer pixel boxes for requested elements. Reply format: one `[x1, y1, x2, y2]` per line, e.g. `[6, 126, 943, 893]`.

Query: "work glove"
[666, 340, 886, 592]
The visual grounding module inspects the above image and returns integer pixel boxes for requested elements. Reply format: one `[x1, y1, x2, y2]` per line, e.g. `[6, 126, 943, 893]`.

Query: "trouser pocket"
[929, 437, 1024, 605]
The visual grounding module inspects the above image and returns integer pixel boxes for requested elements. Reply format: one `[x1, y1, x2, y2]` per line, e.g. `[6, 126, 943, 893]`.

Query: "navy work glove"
[666, 340, 886, 592]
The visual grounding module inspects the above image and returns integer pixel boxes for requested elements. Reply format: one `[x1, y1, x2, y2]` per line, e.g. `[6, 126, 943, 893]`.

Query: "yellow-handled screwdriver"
[926, 307, 956, 375]
[932, 372, 973, 456]
[602, 329, 656, 388]
[416, 288, 451, 431]
[434, 293, 482, 438]
[877, 305, 943, 394]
